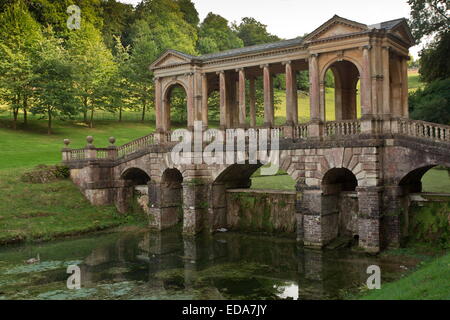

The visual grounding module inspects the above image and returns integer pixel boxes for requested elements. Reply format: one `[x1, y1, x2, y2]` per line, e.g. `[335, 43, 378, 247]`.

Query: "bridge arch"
[120, 167, 151, 185]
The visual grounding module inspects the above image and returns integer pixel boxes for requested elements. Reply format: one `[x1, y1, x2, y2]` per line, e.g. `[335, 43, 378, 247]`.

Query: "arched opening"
[321, 168, 359, 239]
[164, 83, 187, 130]
[118, 168, 151, 214]
[159, 168, 184, 229]
[211, 162, 298, 234]
[323, 60, 361, 121]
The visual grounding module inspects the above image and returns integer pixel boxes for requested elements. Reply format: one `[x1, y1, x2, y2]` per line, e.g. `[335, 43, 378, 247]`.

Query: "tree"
[418, 31, 450, 82]
[100, 0, 135, 49]
[408, 0, 449, 41]
[233, 17, 279, 46]
[177, 0, 199, 27]
[31, 30, 77, 134]
[0, 1, 43, 129]
[197, 12, 243, 54]
[409, 78, 450, 124]
[66, 22, 116, 127]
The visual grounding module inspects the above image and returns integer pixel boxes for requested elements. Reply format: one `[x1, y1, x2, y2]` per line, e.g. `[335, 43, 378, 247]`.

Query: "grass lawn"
[360, 252, 450, 300]
[0, 167, 136, 245]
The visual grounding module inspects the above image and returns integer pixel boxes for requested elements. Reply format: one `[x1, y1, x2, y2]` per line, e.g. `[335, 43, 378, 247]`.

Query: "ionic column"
[309, 54, 321, 121]
[201, 73, 208, 128]
[154, 77, 163, 132]
[284, 61, 298, 125]
[162, 98, 170, 132]
[218, 71, 227, 128]
[261, 64, 274, 127]
[401, 57, 409, 118]
[361, 45, 373, 117]
[186, 72, 195, 129]
[237, 68, 246, 127]
[382, 46, 391, 117]
[249, 77, 256, 127]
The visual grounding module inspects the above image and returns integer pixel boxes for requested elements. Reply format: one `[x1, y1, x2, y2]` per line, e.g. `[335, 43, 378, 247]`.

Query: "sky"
[118, 0, 421, 58]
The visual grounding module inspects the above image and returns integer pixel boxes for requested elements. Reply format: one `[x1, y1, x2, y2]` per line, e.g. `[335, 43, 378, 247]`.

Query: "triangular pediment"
[389, 22, 415, 46]
[305, 15, 368, 42]
[150, 50, 194, 69]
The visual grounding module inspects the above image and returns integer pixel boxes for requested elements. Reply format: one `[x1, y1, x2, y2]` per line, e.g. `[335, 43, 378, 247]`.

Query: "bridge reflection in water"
[60, 229, 413, 300]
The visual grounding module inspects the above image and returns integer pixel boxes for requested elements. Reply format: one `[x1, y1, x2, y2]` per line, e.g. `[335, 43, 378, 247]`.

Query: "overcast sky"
[118, 0, 421, 58]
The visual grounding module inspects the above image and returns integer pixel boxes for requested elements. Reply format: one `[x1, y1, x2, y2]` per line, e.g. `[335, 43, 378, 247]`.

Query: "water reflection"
[0, 228, 414, 300]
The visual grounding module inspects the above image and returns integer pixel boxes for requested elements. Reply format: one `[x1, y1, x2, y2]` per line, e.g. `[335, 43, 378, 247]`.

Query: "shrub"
[409, 78, 450, 124]
[21, 164, 70, 183]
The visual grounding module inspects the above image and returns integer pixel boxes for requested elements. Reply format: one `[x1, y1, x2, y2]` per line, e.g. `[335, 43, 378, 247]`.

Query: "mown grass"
[359, 252, 450, 300]
[0, 168, 135, 244]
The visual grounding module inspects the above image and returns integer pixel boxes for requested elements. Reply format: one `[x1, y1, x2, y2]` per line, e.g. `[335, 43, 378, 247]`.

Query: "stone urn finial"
[86, 136, 94, 147]
[63, 139, 70, 147]
[109, 136, 116, 145]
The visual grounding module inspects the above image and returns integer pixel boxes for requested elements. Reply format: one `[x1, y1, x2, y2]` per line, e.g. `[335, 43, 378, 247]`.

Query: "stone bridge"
[61, 16, 450, 253]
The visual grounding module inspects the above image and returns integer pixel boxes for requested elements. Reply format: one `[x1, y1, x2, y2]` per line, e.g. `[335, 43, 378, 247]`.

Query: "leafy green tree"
[31, 30, 77, 134]
[100, 0, 135, 49]
[233, 17, 279, 46]
[197, 12, 243, 54]
[66, 22, 116, 127]
[408, 0, 449, 41]
[0, 1, 43, 129]
[409, 78, 450, 124]
[177, 0, 199, 27]
[418, 31, 450, 82]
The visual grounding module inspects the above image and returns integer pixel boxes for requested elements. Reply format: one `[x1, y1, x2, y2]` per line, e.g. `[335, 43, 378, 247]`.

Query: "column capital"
[259, 64, 270, 69]
[362, 45, 372, 51]
[310, 53, 319, 58]
[382, 46, 390, 51]
[281, 60, 292, 66]
[184, 72, 194, 77]
[235, 67, 245, 72]
[216, 70, 225, 75]
[154, 76, 160, 81]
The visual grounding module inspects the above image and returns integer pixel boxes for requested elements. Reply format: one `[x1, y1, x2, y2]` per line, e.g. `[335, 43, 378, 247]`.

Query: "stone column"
[249, 77, 256, 127]
[154, 77, 163, 132]
[186, 72, 195, 129]
[284, 61, 297, 125]
[208, 183, 227, 232]
[261, 64, 274, 127]
[357, 186, 383, 253]
[382, 46, 391, 117]
[361, 45, 373, 117]
[201, 73, 208, 128]
[218, 71, 227, 129]
[401, 57, 409, 118]
[382, 186, 404, 249]
[182, 180, 209, 235]
[237, 68, 246, 127]
[308, 54, 323, 138]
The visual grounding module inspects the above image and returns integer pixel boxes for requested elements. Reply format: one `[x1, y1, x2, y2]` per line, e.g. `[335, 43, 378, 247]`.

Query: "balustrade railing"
[325, 120, 361, 137]
[62, 119, 450, 163]
[397, 119, 450, 143]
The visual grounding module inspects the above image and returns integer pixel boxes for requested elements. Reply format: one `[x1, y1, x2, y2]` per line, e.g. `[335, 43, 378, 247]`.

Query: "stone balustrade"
[62, 119, 450, 163]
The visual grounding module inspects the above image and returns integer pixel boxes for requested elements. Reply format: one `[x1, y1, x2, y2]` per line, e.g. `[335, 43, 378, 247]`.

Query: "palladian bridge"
[62, 16, 450, 253]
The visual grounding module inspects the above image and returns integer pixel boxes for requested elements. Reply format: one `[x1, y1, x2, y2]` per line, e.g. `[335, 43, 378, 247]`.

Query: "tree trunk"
[89, 107, 94, 128]
[12, 108, 18, 130]
[48, 107, 52, 135]
[119, 106, 122, 122]
[23, 95, 28, 126]
[141, 99, 146, 122]
[83, 97, 88, 123]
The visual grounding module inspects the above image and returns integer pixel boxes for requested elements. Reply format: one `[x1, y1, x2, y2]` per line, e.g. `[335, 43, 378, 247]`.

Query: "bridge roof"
[150, 15, 413, 70]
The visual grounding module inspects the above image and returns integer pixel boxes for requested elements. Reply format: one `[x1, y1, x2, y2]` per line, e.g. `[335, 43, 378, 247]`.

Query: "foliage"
[409, 78, 450, 124]
[197, 12, 243, 54]
[418, 31, 450, 82]
[232, 17, 279, 46]
[408, 0, 449, 41]
[21, 164, 70, 183]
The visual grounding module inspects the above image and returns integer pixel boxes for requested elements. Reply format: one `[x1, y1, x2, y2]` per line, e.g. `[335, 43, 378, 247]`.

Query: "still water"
[0, 228, 417, 300]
